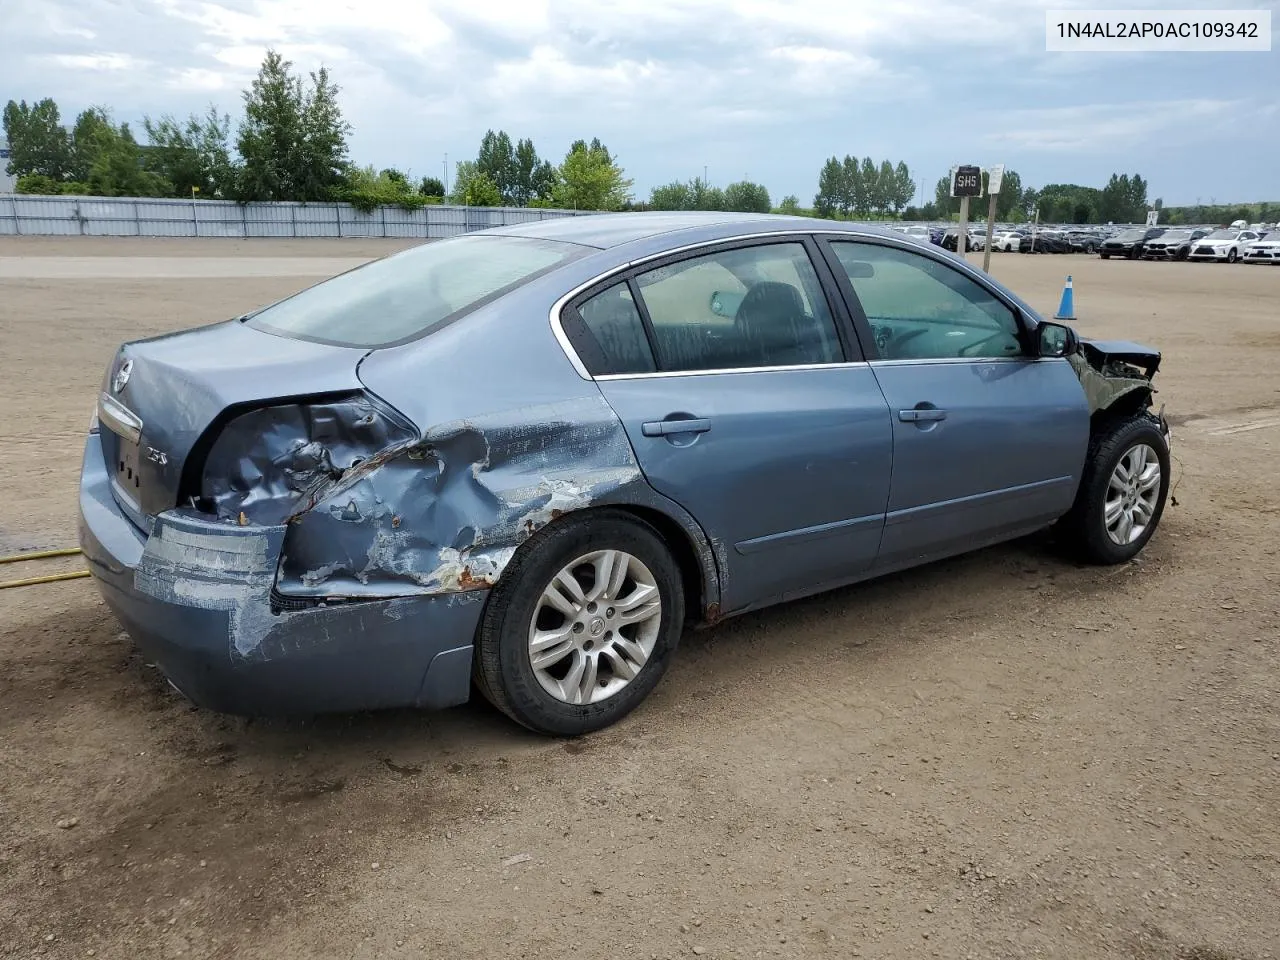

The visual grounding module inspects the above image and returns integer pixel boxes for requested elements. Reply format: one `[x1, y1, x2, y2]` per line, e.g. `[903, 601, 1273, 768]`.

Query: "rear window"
[246, 234, 586, 348]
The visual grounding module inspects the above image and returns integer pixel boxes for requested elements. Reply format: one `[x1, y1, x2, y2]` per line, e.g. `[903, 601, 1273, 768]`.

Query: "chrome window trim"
[548, 229, 846, 381]
[596, 360, 870, 382]
[867, 356, 1059, 367]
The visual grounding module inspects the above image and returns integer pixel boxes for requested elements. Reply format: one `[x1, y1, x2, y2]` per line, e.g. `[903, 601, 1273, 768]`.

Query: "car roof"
[484, 211, 908, 250]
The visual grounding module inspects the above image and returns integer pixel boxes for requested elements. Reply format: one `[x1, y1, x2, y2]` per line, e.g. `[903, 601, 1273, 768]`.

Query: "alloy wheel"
[527, 550, 663, 705]
[1104, 443, 1162, 546]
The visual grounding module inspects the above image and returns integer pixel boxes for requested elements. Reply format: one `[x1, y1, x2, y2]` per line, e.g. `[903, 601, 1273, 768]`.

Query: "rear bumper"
[77, 435, 484, 716]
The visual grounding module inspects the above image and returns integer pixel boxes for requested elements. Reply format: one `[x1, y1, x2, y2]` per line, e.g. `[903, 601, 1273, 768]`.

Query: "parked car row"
[1099, 226, 1271, 263]
[891, 222, 1279, 264]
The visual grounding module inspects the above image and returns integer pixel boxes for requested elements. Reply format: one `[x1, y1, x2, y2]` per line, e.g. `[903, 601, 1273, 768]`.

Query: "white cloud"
[2, 0, 1277, 203]
[985, 99, 1247, 152]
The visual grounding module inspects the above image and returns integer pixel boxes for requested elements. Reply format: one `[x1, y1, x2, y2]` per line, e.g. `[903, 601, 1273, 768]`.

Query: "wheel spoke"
[601, 644, 640, 682]
[611, 634, 650, 670]
[1116, 509, 1135, 544]
[1104, 498, 1125, 527]
[543, 572, 585, 618]
[559, 651, 588, 705]
[1133, 498, 1154, 524]
[529, 627, 575, 669]
[582, 550, 614, 602]
[1113, 460, 1131, 484]
[604, 551, 630, 602]
[1137, 464, 1161, 493]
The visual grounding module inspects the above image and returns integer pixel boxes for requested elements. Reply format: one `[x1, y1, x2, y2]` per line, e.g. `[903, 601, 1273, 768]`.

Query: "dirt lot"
[1, 236, 1276, 960]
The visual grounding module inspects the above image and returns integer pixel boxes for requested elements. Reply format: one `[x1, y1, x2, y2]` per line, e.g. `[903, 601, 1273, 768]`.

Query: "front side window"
[633, 242, 843, 372]
[247, 234, 586, 348]
[828, 241, 1023, 361]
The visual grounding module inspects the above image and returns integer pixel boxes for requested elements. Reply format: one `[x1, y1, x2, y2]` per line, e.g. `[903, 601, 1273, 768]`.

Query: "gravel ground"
[0, 238, 1276, 960]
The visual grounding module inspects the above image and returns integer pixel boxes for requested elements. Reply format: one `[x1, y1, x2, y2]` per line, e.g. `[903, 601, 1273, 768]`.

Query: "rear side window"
[246, 235, 586, 348]
[568, 282, 657, 375]
[633, 242, 843, 372]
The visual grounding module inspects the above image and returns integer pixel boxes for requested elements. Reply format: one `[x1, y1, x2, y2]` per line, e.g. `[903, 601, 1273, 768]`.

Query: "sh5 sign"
[951, 165, 983, 197]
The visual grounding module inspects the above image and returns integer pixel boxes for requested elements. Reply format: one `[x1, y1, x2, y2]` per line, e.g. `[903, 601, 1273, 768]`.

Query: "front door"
[821, 238, 1090, 569]
[569, 239, 894, 613]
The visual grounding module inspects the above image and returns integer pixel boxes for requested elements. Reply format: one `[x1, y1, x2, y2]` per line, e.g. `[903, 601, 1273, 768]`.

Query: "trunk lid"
[98, 320, 368, 520]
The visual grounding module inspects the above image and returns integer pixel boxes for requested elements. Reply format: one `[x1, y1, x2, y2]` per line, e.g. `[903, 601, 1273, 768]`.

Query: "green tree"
[477, 129, 518, 202]
[858, 157, 878, 215]
[418, 175, 445, 198]
[777, 195, 802, 216]
[843, 156, 863, 215]
[723, 180, 771, 213]
[2, 98, 72, 180]
[690, 177, 725, 211]
[892, 161, 915, 213]
[142, 106, 234, 197]
[513, 137, 555, 204]
[69, 107, 117, 182]
[235, 49, 350, 201]
[813, 157, 843, 217]
[552, 138, 631, 210]
[934, 176, 957, 218]
[86, 121, 172, 197]
[992, 168, 1023, 220]
[650, 180, 693, 210]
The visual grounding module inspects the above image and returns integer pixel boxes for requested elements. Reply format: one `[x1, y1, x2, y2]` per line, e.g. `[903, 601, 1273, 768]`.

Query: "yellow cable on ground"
[0, 547, 84, 564]
[0, 570, 92, 590]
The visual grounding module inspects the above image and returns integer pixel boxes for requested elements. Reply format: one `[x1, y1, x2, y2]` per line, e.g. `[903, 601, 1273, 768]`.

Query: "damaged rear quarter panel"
[277, 273, 723, 613]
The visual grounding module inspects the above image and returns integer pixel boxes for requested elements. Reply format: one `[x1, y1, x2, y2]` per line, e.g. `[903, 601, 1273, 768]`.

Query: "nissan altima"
[80, 212, 1172, 736]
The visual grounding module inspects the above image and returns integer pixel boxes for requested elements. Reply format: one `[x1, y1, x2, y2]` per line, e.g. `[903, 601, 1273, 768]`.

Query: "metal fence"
[0, 195, 591, 239]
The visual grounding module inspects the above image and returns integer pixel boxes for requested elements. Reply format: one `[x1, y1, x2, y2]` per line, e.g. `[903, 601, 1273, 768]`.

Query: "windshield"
[246, 235, 586, 347]
[1114, 230, 1146, 241]
[1161, 230, 1192, 240]
[1203, 230, 1237, 240]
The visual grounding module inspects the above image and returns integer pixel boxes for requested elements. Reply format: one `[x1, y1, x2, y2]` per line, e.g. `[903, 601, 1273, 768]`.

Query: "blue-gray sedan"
[79, 212, 1171, 735]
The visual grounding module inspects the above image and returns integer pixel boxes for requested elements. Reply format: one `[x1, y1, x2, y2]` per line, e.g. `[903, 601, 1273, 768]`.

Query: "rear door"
[818, 237, 1090, 570]
[562, 237, 894, 613]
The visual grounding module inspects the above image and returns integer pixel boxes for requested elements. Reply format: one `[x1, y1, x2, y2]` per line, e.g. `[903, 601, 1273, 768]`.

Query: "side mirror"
[1037, 321, 1077, 358]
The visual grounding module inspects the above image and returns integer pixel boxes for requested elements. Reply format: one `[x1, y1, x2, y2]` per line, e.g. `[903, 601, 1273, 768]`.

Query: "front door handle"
[898, 408, 947, 422]
[641, 417, 713, 437]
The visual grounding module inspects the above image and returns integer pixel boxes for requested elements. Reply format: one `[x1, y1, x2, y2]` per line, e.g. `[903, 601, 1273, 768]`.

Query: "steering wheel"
[958, 332, 1017, 358]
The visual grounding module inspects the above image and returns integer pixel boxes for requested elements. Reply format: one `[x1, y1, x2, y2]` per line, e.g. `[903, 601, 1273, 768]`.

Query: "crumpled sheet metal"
[201, 396, 416, 525]
[1067, 352, 1153, 414]
[132, 509, 478, 661]
[275, 395, 722, 611]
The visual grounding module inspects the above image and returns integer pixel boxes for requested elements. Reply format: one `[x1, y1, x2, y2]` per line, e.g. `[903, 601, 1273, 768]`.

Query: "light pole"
[444, 153, 449, 197]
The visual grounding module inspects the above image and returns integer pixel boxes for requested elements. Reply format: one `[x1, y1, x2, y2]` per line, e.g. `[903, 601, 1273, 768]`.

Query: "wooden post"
[983, 190, 998, 272]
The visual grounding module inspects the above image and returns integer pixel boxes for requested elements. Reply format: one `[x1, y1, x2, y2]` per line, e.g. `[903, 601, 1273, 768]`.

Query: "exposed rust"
[391, 515, 401, 528]
[704, 601, 722, 625]
[456, 566, 495, 591]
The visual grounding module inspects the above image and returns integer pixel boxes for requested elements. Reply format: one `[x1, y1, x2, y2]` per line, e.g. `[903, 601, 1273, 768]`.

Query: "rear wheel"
[1059, 413, 1170, 565]
[474, 511, 685, 736]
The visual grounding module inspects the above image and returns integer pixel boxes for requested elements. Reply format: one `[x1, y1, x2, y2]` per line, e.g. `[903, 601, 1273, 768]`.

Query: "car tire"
[473, 509, 685, 736]
[1100, 252, 1110, 259]
[1059, 412, 1170, 565]
[1227, 249, 1238, 263]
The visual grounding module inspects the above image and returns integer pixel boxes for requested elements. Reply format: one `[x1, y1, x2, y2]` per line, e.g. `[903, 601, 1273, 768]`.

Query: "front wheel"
[1227, 249, 1238, 263]
[1059, 413, 1170, 565]
[1100, 252, 1111, 259]
[473, 510, 685, 736]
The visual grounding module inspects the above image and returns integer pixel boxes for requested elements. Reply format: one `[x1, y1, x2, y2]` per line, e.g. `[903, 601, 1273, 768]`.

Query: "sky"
[2, 0, 1278, 205]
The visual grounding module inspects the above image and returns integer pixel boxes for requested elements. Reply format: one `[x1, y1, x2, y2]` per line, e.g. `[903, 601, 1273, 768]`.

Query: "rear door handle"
[641, 417, 713, 437]
[899, 408, 947, 422]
